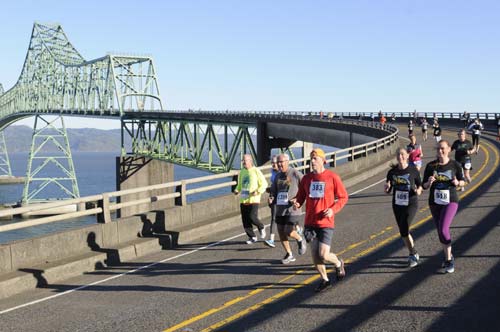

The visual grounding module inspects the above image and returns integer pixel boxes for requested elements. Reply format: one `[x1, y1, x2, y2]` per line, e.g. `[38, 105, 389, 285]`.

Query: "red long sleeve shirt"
[295, 169, 348, 228]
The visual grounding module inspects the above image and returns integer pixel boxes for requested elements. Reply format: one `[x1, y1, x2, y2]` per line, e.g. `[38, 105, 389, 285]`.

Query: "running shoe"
[408, 253, 420, 268]
[245, 237, 257, 244]
[259, 228, 266, 239]
[298, 238, 307, 255]
[264, 239, 276, 248]
[315, 279, 331, 292]
[443, 258, 455, 274]
[335, 259, 346, 281]
[281, 253, 296, 264]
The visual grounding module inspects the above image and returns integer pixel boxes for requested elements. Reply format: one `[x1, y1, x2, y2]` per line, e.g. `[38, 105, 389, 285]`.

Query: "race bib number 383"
[309, 181, 325, 198]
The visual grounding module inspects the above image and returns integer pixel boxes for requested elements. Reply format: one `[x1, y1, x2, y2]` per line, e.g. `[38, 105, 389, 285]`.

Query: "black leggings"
[472, 134, 480, 147]
[392, 202, 418, 237]
[240, 204, 264, 238]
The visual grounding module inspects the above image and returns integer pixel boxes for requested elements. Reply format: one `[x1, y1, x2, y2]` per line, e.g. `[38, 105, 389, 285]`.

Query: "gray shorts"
[276, 215, 302, 226]
[304, 227, 334, 245]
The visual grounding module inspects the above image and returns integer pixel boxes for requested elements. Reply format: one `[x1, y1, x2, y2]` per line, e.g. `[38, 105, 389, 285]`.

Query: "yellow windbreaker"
[235, 167, 268, 204]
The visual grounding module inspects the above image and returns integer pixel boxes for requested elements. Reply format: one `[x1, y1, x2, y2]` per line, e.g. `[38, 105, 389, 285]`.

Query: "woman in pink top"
[407, 134, 423, 171]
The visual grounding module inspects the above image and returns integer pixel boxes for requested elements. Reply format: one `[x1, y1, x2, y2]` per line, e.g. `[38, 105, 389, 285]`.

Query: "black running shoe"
[315, 279, 331, 292]
[335, 259, 346, 281]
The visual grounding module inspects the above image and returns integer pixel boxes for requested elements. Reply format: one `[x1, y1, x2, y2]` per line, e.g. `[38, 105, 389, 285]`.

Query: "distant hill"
[4, 126, 124, 153]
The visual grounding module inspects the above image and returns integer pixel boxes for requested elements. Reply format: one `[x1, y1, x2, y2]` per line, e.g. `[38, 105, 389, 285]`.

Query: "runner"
[461, 111, 469, 128]
[390, 113, 396, 123]
[420, 118, 429, 141]
[264, 155, 279, 248]
[451, 129, 475, 191]
[432, 119, 442, 143]
[422, 140, 466, 273]
[496, 114, 500, 141]
[467, 118, 484, 154]
[407, 134, 424, 171]
[269, 154, 306, 263]
[384, 148, 423, 267]
[408, 119, 415, 137]
[233, 154, 268, 244]
[292, 148, 349, 292]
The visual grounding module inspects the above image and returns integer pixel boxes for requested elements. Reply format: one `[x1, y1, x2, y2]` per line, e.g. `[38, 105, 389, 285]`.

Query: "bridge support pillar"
[116, 156, 174, 218]
[22, 115, 80, 205]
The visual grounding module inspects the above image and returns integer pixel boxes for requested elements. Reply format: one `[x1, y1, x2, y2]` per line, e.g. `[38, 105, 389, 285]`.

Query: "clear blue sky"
[1, 0, 499, 129]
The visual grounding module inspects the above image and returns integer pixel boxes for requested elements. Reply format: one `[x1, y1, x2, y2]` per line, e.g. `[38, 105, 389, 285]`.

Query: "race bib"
[240, 189, 250, 199]
[309, 181, 325, 198]
[276, 192, 289, 205]
[474, 130, 480, 135]
[395, 190, 409, 206]
[464, 162, 472, 170]
[434, 189, 450, 205]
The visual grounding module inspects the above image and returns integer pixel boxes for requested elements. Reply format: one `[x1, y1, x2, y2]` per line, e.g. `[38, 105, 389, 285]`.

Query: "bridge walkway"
[0, 127, 498, 332]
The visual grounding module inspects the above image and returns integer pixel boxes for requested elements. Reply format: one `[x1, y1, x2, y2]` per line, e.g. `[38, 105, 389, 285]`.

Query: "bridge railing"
[173, 109, 499, 121]
[0, 121, 398, 234]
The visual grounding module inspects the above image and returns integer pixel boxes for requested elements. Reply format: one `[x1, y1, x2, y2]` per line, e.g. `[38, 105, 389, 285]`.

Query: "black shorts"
[303, 227, 334, 245]
[459, 160, 473, 170]
[276, 215, 302, 226]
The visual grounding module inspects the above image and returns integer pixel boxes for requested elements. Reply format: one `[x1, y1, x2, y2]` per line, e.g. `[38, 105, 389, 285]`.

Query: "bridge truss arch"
[0, 22, 164, 129]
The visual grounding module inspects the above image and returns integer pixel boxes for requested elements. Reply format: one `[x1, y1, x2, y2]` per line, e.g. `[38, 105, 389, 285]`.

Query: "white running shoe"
[246, 237, 257, 244]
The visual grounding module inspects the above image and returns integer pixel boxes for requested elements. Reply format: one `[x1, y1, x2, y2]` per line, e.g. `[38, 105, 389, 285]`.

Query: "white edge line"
[0, 178, 385, 315]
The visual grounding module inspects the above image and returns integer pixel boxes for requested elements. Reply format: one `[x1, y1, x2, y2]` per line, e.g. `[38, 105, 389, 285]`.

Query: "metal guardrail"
[0, 119, 398, 233]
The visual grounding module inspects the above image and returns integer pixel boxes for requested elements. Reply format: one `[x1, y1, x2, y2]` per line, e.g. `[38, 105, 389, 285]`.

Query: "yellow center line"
[165, 139, 498, 332]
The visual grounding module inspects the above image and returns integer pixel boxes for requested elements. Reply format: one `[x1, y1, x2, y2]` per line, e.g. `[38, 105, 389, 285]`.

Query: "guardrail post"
[231, 174, 238, 192]
[365, 145, 369, 157]
[330, 153, 336, 168]
[97, 193, 111, 223]
[175, 180, 187, 206]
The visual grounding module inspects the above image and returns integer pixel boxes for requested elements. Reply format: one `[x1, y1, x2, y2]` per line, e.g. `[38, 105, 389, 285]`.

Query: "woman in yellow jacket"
[234, 154, 268, 244]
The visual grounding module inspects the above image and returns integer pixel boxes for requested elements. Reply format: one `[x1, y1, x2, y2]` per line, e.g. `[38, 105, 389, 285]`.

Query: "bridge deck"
[0, 127, 498, 332]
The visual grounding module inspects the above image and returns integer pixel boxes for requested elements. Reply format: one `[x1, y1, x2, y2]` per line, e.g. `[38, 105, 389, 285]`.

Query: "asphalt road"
[0, 127, 498, 332]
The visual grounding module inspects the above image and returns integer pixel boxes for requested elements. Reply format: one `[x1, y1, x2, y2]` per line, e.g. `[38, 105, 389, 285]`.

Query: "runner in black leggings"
[384, 148, 423, 267]
[467, 118, 484, 154]
[422, 140, 465, 274]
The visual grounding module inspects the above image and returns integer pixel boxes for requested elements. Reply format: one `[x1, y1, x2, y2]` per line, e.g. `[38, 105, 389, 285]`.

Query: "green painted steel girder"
[122, 119, 258, 173]
[22, 115, 80, 204]
[0, 131, 12, 176]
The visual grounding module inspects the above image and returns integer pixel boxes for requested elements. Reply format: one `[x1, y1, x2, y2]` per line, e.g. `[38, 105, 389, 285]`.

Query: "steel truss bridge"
[0, 22, 399, 203]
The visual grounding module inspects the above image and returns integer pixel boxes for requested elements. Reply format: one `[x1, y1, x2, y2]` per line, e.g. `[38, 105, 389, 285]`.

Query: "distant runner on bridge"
[467, 118, 484, 154]
[384, 148, 423, 268]
[407, 134, 424, 171]
[264, 155, 279, 248]
[421, 118, 429, 141]
[496, 114, 500, 141]
[432, 119, 442, 142]
[269, 153, 306, 264]
[451, 129, 475, 191]
[292, 148, 348, 292]
[422, 140, 466, 273]
[234, 154, 268, 244]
